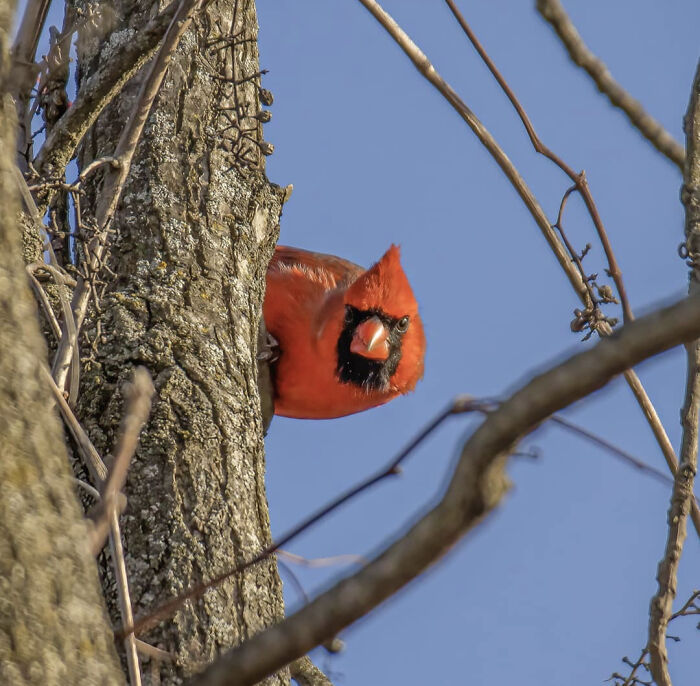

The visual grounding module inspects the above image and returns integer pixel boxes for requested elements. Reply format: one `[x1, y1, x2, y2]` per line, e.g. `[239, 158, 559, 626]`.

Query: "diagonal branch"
[355, 0, 591, 309]
[290, 657, 333, 686]
[117, 392, 680, 642]
[445, 0, 631, 323]
[647, 59, 700, 686]
[536, 0, 685, 170]
[186, 294, 700, 686]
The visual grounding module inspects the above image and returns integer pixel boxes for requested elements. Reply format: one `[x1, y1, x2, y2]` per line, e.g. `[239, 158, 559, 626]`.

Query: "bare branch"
[353, 0, 591, 308]
[647, 59, 700, 686]
[444, 0, 633, 323]
[187, 294, 700, 686]
[32, 0, 180, 193]
[101, 367, 155, 502]
[619, 368, 700, 538]
[536, 0, 685, 170]
[118, 388, 680, 641]
[646, 345, 699, 686]
[90, 368, 154, 554]
[290, 656, 333, 686]
[52, 0, 203, 392]
[9, 0, 51, 170]
[109, 512, 142, 686]
[41, 365, 108, 483]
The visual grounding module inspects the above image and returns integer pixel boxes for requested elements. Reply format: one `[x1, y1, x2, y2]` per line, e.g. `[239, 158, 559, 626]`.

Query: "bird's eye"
[344, 306, 354, 325]
[396, 316, 410, 333]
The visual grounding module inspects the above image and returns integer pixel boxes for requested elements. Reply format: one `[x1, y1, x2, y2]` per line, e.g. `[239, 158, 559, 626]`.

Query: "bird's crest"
[345, 245, 419, 319]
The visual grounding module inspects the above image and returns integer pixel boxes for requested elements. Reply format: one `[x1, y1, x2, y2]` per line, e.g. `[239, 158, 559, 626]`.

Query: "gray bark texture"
[0, 2, 123, 684]
[72, 0, 287, 682]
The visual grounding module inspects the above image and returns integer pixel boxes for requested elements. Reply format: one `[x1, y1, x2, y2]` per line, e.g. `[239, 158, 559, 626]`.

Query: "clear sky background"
[256, 2, 700, 684]
[16, 1, 700, 684]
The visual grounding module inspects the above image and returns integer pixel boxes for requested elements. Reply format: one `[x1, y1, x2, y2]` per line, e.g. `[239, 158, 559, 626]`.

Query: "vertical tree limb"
[9, 0, 51, 170]
[647, 59, 700, 686]
[0, 3, 123, 681]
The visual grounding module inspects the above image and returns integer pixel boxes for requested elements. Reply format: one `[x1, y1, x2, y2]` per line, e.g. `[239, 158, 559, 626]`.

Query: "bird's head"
[336, 245, 425, 394]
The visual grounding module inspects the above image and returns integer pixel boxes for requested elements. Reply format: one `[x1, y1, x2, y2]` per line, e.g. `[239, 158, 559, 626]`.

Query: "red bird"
[264, 244, 425, 419]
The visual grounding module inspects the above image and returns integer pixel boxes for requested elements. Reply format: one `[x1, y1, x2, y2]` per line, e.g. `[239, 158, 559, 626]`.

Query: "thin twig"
[536, 0, 685, 170]
[609, 648, 650, 686]
[90, 368, 154, 554]
[26, 266, 62, 339]
[549, 415, 681, 491]
[37, 262, 80, 405]
[73, 477, 101, 501]
[444, 0, 632, 324]
[278, 559, 310, 606]
[134, 639, 175, 662]
[101, 367, 154, 501]
[187, 294, 700, 686]
[278, 551, 368, 568]
[109, 512, 142, 686]
[41, 365, 108, 482]
[669, 590, 700, 622]
[647, 60, 700, 686]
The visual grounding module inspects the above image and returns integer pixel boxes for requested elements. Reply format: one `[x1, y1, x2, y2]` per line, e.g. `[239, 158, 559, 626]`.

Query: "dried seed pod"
[259, 88, 274, 106]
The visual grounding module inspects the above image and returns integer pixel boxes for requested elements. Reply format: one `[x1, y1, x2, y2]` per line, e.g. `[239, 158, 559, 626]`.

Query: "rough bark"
[0, 2, 123, 684]
[73, 0, 286, 682]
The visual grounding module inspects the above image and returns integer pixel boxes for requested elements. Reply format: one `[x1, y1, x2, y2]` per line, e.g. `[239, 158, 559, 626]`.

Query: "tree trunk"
[74, 0, 287, 682]
[0, 2, 123, 683]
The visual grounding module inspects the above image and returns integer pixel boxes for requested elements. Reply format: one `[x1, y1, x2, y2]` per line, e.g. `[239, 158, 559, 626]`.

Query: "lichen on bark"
[72, 0, 287, 682]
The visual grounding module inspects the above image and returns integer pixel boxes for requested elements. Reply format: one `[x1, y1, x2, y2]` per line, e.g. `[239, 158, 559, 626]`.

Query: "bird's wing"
[270, 245, 364, 287]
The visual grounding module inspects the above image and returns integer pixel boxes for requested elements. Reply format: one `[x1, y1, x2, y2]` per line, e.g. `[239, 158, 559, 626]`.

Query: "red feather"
[264, 245, 425, 419]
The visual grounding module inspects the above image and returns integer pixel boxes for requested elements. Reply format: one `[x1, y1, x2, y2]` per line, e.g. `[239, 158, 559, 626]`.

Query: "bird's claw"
[258, 332, 280, 363]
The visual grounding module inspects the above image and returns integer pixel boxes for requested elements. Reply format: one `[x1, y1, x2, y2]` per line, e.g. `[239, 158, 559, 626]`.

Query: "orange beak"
[350, 316, 390, 361]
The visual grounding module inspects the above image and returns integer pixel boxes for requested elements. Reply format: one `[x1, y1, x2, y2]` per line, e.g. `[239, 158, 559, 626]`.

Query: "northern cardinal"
[263, 245, 425, 419]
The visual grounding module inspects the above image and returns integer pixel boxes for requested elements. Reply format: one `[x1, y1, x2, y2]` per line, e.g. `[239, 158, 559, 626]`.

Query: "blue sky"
[16, 0, 700, 683]
[258, 2, 700, 684]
